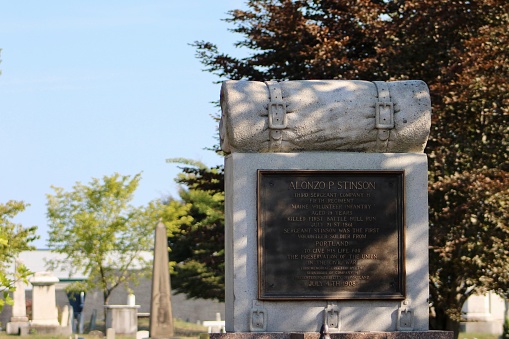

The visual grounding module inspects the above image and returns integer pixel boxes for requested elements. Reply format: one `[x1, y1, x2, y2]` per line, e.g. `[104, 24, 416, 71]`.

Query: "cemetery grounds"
[0, 331, 499, 339]
[0, 318, 208, 339]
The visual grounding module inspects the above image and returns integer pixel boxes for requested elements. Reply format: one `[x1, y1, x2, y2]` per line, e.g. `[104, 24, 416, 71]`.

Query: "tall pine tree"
[165, 159, 225, 301]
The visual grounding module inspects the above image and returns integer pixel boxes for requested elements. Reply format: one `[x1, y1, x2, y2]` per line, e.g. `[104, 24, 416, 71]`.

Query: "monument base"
[225, 153, 430, 332]
[6, 322, 29, 335]
[28, 324, 72, 336]
[211, 332, 453, 339]
[105, 305, 140, 335]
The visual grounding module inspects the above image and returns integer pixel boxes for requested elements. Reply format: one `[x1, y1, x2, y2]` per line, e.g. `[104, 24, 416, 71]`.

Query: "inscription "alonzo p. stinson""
[288, 180, 376, 190]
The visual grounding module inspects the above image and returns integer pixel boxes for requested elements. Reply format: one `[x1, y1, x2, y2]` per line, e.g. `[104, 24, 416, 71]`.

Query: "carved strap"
[264, 81, 287, 152]
[373, 81, 394, 152]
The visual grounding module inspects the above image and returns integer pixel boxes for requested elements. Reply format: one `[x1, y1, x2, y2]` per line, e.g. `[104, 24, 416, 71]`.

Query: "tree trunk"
[103, 290, 110, 323]
[430, 307, 461, 339]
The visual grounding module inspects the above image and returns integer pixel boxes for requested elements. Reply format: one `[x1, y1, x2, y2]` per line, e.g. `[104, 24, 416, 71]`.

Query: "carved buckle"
[376, 102, 394, 129]
[325, 303, 340, 331]
[397, 308, 414, 331]
[268, 103, 287, 129]
[250, 301, 267, 332]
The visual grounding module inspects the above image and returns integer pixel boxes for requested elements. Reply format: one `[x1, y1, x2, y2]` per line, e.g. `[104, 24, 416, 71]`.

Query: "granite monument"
[215, 80, 451, 338]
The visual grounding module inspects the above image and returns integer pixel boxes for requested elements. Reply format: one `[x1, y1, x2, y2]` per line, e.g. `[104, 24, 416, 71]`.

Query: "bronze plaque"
[258, 170, 405, 300]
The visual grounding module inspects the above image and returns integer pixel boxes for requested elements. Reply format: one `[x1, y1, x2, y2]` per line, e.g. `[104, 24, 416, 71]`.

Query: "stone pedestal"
[6, 322, 29, 336]
[105, 305, 140, 335]
[30, 272, 60, 330]
[29, 271, 70, 335]
[225, 153, 429, 332]
[6, 260, 29, 335]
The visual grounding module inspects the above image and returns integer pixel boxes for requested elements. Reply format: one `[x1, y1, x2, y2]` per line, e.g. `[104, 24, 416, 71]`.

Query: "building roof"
[15, 249, 153, 282]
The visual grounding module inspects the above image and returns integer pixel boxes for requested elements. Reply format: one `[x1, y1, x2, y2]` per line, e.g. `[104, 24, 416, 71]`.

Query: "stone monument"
[215, 80, 452, 338]
[105, 304, 140, 335]
[6, 260, 29, 335]
[30, 271, 67, 334]
[149, 222, 174, 338]
[104, 288, 140, 335]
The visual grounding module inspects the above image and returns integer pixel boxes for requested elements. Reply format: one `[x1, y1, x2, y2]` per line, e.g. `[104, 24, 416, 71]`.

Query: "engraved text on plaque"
[258, 170, 405, 300]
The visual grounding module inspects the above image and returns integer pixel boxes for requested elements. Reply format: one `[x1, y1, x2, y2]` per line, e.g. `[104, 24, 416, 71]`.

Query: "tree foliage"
[0, 200, 38, 312]
[46, 173, 155, 305]
[164, 159, 225, 301]
[191, 0, 509, 335]
[429, 169, 509, 329]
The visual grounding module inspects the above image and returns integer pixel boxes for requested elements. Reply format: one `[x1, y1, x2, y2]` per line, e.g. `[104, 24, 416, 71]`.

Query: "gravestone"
[6, 259, 29, 335]
[30, 272, 59, 327]
[149, 222, 174, 338]
[137, 330, 150, 339]
[104, 305, 140, 335]
[215, 80, 452, 338]
[30, 271, 71, 334]
[103, 286, 139, 335]
[60, 305, 73, 334]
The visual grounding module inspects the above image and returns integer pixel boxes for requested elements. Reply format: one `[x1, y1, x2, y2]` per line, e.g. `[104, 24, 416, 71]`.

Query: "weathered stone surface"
[11, 260, 28, 321]
[105, 305, 140, 335]
[30, 272, 60, 327]
[221, 79, 434, 336]
[224, 153, 429, 332]
[149, 222, 174, 338]
[6, 322, 29, 335]
[220, 80, 431, 154]
[6, 259, 29, 334]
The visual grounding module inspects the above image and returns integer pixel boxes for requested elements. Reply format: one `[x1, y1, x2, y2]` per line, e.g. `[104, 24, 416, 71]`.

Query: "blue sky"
[0, 1, 246, 248]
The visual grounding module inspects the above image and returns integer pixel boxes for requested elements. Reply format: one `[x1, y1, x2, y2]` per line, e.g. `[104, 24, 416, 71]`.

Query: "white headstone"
[30, 272, 60, 326]
[6, 260, 29, 334]
[104, 305, 140, 335]
[60, 305, 69, 326]
[128, 293, 136, 306]
[136, 330, 150, 339]
[106, 327, 116, 339]
[11, 260, 28, 321]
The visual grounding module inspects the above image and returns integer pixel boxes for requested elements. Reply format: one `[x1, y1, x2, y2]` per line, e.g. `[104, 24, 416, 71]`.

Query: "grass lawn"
[0, 318, 207, 339]
[458, 333, 500, 339]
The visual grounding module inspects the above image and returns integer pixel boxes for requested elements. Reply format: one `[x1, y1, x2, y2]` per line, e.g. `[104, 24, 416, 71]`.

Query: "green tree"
[192, 0, 509, 336]
[502, 316, 509, 339]
[164, 159, 225, 301]
[46, 173, 155, 306]
[429, 169, 509, 330]
[0, 200, 38, 312]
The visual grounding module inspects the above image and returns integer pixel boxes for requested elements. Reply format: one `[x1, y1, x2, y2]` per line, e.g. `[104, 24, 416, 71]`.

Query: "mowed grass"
[458, 332, 500, 339]
[0, 318, 207, 339]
